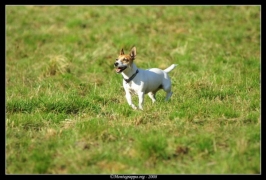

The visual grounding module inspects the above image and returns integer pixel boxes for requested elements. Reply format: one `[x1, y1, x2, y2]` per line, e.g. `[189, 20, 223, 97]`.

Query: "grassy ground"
[6, 5, 260, 174]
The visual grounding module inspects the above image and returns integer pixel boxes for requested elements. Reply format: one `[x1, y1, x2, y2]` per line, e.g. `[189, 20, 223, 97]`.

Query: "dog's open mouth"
[115, 66, 127, 73]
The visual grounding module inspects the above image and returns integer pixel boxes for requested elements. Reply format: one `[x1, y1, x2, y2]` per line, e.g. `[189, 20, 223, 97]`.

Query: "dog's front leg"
[138, 91, 145, 110]
[125, 91, 137, 110]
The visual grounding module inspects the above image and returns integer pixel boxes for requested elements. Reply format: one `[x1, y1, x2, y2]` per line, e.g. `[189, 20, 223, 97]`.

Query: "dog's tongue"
[116, 68, 121, 73]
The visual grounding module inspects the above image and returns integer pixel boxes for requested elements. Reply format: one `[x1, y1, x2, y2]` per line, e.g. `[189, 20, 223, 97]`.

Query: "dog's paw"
[131, 104, 137, 110]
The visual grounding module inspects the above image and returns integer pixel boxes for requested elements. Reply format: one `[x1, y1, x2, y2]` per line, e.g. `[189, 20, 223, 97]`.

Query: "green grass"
[6, 5, 260, 174]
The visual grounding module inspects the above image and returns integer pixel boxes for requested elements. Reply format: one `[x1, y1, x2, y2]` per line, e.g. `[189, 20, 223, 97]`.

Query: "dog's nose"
[114, 62, 119, 67]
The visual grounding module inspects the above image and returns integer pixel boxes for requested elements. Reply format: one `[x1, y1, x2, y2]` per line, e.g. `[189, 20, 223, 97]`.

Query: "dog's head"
[114, 46, 136, 73]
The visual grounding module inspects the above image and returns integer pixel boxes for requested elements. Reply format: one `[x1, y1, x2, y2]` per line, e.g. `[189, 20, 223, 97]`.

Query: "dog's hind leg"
[163, 85, 173, 101]
[165, 91, 173, 101]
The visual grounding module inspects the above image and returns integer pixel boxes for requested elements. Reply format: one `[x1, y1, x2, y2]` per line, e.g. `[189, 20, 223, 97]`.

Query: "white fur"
[117, 61, 178, 110]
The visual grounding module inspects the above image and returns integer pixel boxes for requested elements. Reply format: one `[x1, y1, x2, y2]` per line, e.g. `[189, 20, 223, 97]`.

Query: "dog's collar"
[124, 69, 139, 83]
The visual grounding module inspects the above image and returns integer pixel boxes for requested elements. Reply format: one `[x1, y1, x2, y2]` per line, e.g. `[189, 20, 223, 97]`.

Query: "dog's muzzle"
[114, 62, 127, 73]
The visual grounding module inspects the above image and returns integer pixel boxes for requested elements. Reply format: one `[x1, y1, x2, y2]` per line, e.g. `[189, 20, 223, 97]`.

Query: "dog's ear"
[120, 48, 124, 55]
[130, 47, 136, 59]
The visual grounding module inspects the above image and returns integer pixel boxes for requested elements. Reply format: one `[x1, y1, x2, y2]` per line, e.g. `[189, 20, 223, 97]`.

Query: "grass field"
[6, 5, 260, 174]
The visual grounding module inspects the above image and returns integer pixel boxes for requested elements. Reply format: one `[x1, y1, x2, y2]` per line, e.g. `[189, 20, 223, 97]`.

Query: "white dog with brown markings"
[114, 46, 178, 110]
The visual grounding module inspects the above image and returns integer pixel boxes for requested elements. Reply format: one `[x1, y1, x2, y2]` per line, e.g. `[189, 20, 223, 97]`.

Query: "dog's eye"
[123, 58, 129, 62]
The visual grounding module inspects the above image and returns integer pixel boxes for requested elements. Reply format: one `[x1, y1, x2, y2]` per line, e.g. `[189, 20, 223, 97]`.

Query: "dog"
[114, 46, 177, 110]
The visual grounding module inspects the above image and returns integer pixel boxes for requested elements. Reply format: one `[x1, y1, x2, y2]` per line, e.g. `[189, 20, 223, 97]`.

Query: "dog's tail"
[164, 64, 178, 73]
